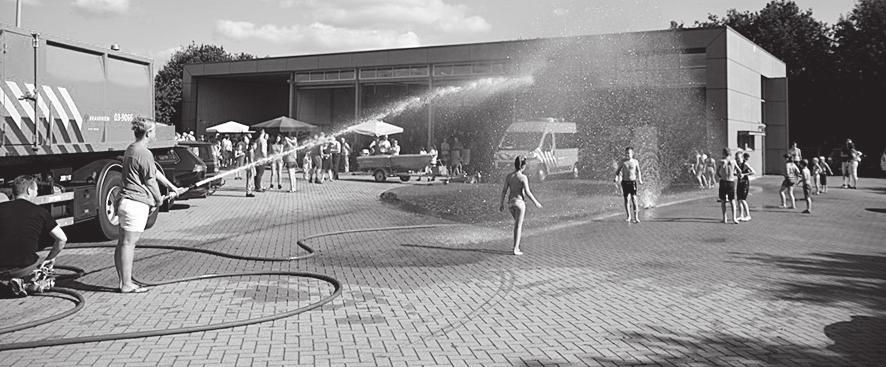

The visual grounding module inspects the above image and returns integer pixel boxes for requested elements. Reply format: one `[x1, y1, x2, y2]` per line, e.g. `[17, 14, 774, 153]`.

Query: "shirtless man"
[499, 156, 542, 255]
[716, 148, 740, 224]
[614, 147, 643, 223]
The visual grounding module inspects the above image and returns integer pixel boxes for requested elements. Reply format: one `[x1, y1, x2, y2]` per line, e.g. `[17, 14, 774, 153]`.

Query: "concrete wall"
[725, 28, 787, 175]
[195, 78, 288, 132]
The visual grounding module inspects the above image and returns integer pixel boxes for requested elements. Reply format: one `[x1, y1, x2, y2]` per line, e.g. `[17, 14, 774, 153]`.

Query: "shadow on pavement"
[865, 208, 886, 214]
[648, 217, 723, 223]
[734, 252, 886, 312]
[824, 315, 886, 366]
[529, 329, 849, 367]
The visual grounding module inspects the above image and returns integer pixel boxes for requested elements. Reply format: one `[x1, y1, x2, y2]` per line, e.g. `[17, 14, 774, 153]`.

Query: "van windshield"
[499, 132, 543, 151]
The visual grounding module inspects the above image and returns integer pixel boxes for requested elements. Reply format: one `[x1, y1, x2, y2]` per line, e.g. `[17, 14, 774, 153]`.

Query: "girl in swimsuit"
[704, 153, 717, 189]
[499, 156, 542, 255]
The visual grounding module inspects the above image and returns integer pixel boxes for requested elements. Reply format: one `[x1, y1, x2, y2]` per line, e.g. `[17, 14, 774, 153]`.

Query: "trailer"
[0, 25, 176, 240]
[357, 154, 434, 182]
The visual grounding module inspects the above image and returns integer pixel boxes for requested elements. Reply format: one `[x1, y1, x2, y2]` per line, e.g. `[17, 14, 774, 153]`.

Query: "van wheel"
[571, 164, 580, 179]
[96, 170, 122, 240]
[535, 166, 548, 182]
[373, 170, 387, 182]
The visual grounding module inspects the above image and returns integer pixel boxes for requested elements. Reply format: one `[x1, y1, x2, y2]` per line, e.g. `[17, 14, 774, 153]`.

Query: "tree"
[834, 0, 886, 151]
[154, 43, 254, 128]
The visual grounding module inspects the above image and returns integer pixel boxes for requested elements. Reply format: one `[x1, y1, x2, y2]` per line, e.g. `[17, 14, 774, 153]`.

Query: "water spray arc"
[189, 75, 535, 191]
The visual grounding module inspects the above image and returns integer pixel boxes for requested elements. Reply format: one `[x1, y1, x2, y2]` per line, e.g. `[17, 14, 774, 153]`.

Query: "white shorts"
[118, 198, 150, 232]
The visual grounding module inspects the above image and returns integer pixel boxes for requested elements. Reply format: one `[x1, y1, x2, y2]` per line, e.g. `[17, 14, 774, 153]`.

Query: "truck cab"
[494, 118, 579, 181]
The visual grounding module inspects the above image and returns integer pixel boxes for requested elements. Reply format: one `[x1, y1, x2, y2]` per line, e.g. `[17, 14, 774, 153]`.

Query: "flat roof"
[184, 27, 730, 77]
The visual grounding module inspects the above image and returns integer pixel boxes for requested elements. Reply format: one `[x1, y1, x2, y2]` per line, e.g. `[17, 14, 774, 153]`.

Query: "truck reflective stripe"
[57, 87, 83, 130]
[3, 117, 28, 145]
[24, 84, 51, 122]
[5, 81, 35, 122]
[42, 86, 71, 129]
[2, 92, 23, 127]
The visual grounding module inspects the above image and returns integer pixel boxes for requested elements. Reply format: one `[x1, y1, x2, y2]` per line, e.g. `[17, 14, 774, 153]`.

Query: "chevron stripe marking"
[57, 87, 83, 130]
[24, 83, 51, 120]
[42, 86, 70, 128]
[2, 91, 23, 127]
[5, 81, 34, 122]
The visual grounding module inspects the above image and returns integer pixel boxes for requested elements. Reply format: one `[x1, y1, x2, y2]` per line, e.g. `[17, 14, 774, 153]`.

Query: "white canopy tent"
[206, 121, 252, 134]
[346, 120, 404, 137]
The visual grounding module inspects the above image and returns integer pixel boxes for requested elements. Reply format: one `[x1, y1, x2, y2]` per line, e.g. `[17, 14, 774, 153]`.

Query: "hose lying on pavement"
[0, 224, 455, 352]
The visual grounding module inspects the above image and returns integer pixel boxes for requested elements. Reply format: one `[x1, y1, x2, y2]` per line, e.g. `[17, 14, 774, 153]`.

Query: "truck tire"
[97, 170, 122, 240]
[373, 170, 387, 182]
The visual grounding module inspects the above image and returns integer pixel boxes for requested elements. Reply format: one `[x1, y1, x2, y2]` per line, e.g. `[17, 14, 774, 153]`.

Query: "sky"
[1, 0, 859, 66]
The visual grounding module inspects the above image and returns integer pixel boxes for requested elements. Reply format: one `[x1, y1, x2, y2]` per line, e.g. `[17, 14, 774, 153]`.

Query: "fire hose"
[0, 224, 455, 352]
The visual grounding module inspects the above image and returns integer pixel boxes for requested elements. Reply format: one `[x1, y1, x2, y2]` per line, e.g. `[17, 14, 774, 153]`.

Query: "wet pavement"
[1, 175, 884, 366]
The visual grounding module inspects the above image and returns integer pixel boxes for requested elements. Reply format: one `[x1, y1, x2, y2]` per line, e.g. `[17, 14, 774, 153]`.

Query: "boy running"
[614, 147, 643, 223]
[716, 148, 740, 224]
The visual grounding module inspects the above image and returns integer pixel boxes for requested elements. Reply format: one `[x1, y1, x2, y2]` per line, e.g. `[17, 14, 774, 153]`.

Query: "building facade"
[182, 26, 787, 174]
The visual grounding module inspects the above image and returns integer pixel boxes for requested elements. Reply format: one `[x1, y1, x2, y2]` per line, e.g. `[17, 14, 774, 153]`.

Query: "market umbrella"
[346, 119, 404, 137]
[253, 116, 318, 132]
[206, 121, 252, 134]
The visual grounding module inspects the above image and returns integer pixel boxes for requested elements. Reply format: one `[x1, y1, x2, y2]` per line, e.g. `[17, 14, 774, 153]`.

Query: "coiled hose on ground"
[0, 224, 455, 352]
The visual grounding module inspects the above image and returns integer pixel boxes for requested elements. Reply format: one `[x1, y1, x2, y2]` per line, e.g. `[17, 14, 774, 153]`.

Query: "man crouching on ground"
[0, 175, 68, 296]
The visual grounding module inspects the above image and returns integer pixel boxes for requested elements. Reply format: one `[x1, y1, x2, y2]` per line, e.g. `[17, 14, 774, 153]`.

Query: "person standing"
[390, 139, 401, 155]
[440, 138, 450, 168]
[703, 153, 716, 189]
[253, 130, 268, 192]
[779, 154, 800, 209]
[330, 136, 342, 180]
[841, 139, 853, 188]
[377, 135, 391, 154]
[736, 152, 755, 221]
[340, 137, 351, 174]
[615, 147, 643, 223]
[269, 135, 284, 190]
[310, 134, 324, 184]
[0, 175, 68, 296]
[787, 141, 802, 165]
[716, 148, 740, 224]
[221, 135, 233, 168]
[818, 155, 833, 193]
[451, 136, 463, 175]
[499, 156, 542, 255]
[282, 134, 299, 192]
[243, 135, 255, 197]
[848, 144, 863, 189]
[116, 118, 185, 293]
[798, 159, 813, 214]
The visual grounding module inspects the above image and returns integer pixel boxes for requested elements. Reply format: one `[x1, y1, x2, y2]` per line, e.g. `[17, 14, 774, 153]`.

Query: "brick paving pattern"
[1, 174, 884, 366]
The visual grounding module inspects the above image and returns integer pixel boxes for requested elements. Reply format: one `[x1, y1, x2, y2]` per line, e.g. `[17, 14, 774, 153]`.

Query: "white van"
[494, 118, 579, 181]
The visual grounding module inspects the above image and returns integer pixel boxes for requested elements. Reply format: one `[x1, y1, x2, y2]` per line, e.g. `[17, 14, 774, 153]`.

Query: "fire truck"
[1, 24, 177, 240]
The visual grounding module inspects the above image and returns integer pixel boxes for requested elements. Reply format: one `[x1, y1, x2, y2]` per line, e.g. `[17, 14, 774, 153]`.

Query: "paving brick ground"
[1, 174, 884, 366]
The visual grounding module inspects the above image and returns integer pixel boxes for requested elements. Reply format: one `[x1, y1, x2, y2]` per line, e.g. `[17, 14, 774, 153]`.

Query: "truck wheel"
[97, 170, 122, 240]
[535, 165, 548, 182]
[373, 170, 387, 182]
[399, 175, 411, 182]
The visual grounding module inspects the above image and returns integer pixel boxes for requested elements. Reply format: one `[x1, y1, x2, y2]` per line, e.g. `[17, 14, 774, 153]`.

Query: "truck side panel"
[1, 26, 173, 160]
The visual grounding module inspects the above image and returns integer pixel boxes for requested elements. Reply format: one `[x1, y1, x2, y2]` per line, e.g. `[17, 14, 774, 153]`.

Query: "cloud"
[72, 0, 130, 15]
[309, 0, 491, 33]
[215, 20, 420, 53]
